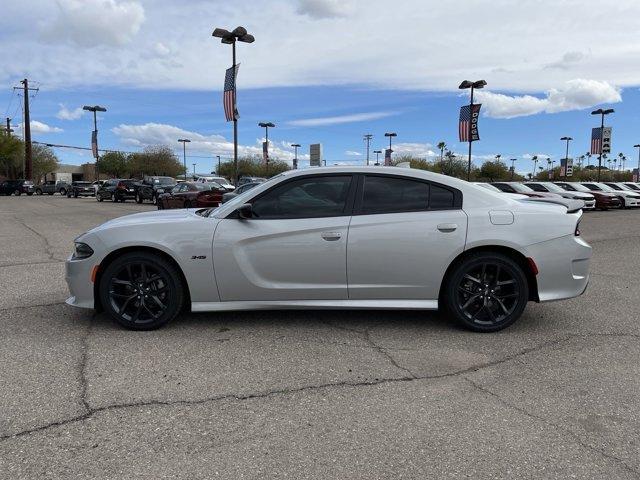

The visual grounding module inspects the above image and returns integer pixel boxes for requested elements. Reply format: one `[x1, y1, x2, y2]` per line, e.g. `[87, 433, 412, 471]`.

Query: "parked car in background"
[157, 182, 225, 210]
[66, 181, 95, 198]
[195, 175, 235, 191]
[35, 180, 69, 196]
[238, 176, 266, 186]
[491, 182, 556, 198]
[134, 176, 177, 205]
[582, 182, 640, 208]
[622, 182, 640, 192]
[96, 179, 138, 202]
[0, 179, 34, 196]
[66, 167, 592, 332]
[92, 180, 105, 195]
[555, 182, 621, 210]
[221, 181, 261, 203]
[524, 181, 595, 209]
[602, 182, 640, 208]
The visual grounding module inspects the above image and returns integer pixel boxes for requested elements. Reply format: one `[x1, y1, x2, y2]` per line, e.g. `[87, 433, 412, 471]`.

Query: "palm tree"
[585, 152, 592, 167]
[618, 152, 625, 171]
[437, 142, 446, 172]
[531, 155, 538, 178]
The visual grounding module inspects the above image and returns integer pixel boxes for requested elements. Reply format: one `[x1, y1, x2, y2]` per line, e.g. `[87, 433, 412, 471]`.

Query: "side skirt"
[191, 299, 439, 312]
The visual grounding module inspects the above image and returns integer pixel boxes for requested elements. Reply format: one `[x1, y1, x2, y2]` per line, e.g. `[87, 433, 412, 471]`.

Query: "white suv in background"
[195, 176, 235, 191]
[524, 182, 596, 209]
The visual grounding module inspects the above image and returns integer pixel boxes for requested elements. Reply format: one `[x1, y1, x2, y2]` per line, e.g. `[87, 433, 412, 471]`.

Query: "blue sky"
[1, 0, 639, 175]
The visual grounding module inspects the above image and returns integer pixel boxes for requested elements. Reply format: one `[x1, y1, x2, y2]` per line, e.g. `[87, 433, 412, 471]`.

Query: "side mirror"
[237, 203, 253, 219]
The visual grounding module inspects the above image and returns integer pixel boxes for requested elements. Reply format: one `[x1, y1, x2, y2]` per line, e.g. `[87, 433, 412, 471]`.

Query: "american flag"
[223, 64, 239, 122]
[459, 104, 481, 142]
[591, 127, 602, 155]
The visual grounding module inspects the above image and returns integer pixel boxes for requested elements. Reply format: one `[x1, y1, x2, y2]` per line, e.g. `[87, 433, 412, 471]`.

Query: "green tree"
[129, 145, 185, 178]
[216, 155, 291, 180]
[32, 144, 59, 182]
[479, 159, 510, 181]
[97, 151, 129, 177]
[0, 135, 24, 179]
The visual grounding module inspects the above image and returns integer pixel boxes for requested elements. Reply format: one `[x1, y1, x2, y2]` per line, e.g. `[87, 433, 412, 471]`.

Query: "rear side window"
[361, 176, 429, 214]
[429, 184, 455, 209]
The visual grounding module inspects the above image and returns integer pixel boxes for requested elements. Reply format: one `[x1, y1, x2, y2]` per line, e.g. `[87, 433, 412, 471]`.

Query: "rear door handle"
[321, 231, 342, 241]
[437, 223, 458, 233]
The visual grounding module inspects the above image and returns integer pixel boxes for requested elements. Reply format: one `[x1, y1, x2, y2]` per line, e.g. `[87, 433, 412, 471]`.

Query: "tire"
[48, 192, 54, 195]
[74, 192, 79, 198]
[36, 189, 42, 195]
[618, 197, 625, 209]
[99, 251, 184, 330]
[59, 188, 67, 196]
[14, 189, 21, 196]
[184, 200, 192, 208]
[26, 192, 33, 196]
[111, 193, 117, 203]
[152, 194, 158, 205]
[441, 252, 529, 332]
[135, 193, 143, 204]
[98, 195, 103, 202]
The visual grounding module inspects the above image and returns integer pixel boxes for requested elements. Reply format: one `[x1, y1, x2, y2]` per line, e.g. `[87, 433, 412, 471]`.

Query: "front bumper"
[526, 234, 592, 302]
[583, 199, 596, 209]
[624, 197, 640, 207]
[65, 256, 96, 309]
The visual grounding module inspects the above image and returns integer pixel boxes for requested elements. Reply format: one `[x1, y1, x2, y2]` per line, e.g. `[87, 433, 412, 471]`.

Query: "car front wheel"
[36, 189, 42, 195]
[442, 252, 529, 332]
[59, 188, 67, 196]
[99, 252, 184, 330]
[135, 193, 143, 204]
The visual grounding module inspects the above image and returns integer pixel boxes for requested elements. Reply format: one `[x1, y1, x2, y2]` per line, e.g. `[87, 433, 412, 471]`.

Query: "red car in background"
[555, 182, 621, 210]
[157, 182, 224, 210]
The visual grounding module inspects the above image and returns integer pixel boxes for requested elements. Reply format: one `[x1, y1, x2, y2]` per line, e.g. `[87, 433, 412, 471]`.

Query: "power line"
[32, 140, 225, 159]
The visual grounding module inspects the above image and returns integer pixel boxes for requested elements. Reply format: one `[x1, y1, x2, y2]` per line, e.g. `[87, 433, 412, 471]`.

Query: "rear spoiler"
[519, 197, 584, 213]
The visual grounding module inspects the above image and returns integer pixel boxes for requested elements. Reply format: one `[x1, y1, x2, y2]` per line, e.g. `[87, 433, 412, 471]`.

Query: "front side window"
[583, 183, 601, 191]
[251, 175, 352, 219]
[493, 183, 516, 193]
[525, 183, 547, 192]
[605, 183, 622, 191]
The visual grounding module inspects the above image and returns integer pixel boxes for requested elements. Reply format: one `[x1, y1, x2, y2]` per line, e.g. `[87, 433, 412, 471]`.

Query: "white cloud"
[391, 143, 436, 158]
[475, 79, 622, 118]
[56, 104, 84, 120]
[345, 150, 362, 156]
[296, 0, 354, 19]
[545, 51, 586, 70]
[111, 122, 305, 162]
[41, 0, 145, 47]
[16, 121, 63, 134]
[288, 111, 397, 127]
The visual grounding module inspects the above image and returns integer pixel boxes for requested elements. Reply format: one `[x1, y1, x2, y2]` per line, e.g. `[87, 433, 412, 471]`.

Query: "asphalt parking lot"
[1, 195, 639, 479]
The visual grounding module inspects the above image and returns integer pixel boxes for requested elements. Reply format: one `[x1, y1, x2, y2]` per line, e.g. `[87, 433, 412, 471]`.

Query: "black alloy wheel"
[36, 189, 42, 195]
[14, 189, 21, 196]
[443, 253, 528, 332]
[99, 252, 184, 330]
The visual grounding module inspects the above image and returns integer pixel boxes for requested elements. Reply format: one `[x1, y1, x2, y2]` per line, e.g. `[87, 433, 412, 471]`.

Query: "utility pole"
[13, 79, 38, 180]
[4, 118, 13, 136]
[363, 134, 373, 166]
[216, 155, 221, 174]
[178, 139, 191, 180]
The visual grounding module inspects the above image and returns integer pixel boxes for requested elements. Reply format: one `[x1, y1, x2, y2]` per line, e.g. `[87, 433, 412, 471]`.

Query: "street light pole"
[510, 158, 517, 180]
[216, 155, 221, 174]
[83, 105, 107, 180]
[634, 144, 640, 182]
[374, 150, 382, 166]
[291, 143, 301, 169]
[459, 79, 487, 181]
[258, 121, 275, 175]
[178, 138, 191, 180]
[363, 134, 373, 166]
[384, 132, 397, 165]
[560, 136, 573, 180]
[213, 26, 255, 186]
[591, 108, 614, 182]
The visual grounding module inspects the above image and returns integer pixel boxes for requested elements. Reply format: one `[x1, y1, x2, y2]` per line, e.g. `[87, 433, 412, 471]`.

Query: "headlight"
[73, 242, 94, 259]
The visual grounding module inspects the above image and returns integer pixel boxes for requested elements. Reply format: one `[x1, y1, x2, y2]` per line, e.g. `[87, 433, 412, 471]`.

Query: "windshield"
[210, 177, 231, 185]
[624, 183, 640, 191]
[539, 182, 565, 193]
[605, 183, 623, 191]
[583, 183, 603, 191]
[510, 183, 535, 193]
[205, 174, 284, 216]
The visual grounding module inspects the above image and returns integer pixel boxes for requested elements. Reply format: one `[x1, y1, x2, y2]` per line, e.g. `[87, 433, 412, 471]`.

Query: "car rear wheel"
[14, 189, 21, 196]
[442, 252, 528, 332]
[135, 193, 143, 204]
[35, 189, 42, 195]
[152, 194, 158, 205]
[99, 252, 184, 330]
[111, 193, 117, 202]
[59, 188, 67, 196]
[618, 197, 625, 209]
[184, 200, 192, 208]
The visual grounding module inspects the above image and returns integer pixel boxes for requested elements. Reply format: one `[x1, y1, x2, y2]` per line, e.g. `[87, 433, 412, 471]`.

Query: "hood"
[87, 208, 195, 233]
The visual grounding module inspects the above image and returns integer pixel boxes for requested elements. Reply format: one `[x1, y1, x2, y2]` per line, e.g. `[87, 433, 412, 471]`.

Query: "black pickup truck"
[134, 176, 177, 205]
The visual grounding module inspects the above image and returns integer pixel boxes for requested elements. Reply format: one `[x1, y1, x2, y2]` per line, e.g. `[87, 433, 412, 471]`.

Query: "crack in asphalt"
[0, 260, 64, 268]
[0, 334, 573, 443]
[12, 215, 65, 262]
[463, 377, 640, 476]
[0, 301, 66, 312]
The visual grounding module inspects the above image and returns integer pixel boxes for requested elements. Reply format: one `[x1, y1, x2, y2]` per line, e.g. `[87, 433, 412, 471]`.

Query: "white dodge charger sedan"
[66, 167, 592, 332]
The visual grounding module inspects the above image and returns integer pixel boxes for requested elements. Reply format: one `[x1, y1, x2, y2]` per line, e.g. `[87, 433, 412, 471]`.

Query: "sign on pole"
[560, 158, 573, 177]
[602, 127, 612, 154]
[309, 143, 322, 167]
[384, 149, 392, 166]
[633, 168, 639, 182]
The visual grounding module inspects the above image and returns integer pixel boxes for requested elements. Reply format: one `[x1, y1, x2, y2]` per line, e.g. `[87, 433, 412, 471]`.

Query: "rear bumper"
[526, 235, 592, 302]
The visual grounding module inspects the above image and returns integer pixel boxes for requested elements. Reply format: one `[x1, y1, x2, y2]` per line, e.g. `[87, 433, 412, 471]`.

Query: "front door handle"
[437, 223, 458, 233]
[321, 231, 342, 241]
